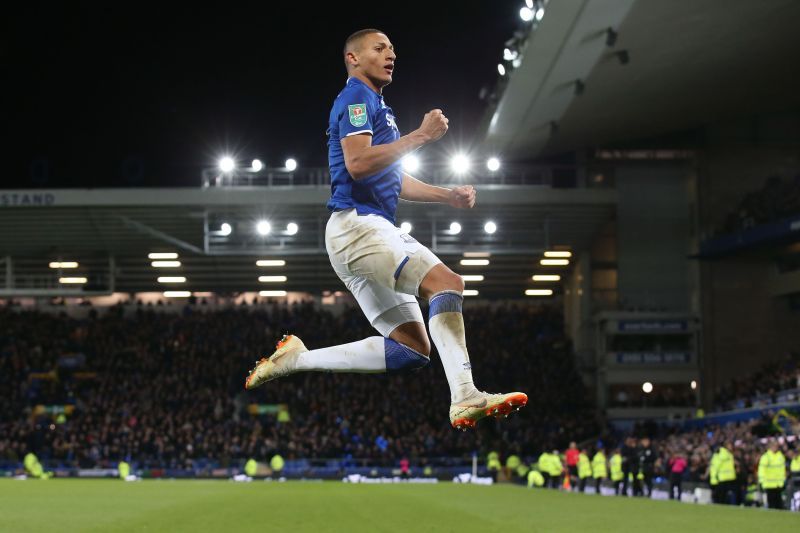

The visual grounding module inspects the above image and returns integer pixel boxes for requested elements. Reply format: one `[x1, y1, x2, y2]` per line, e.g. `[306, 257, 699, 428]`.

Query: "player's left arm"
[399, 173, 476, 208]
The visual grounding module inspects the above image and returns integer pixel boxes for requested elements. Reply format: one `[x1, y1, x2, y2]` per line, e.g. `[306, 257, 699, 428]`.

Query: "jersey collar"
[346, 76, 382, 98]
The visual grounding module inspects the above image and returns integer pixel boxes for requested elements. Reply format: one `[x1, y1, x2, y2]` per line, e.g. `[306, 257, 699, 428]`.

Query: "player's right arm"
[342, 110, 448, 180]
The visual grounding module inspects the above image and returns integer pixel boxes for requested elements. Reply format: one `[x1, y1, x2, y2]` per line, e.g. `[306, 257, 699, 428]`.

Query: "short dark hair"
[343, 28, 386, 55]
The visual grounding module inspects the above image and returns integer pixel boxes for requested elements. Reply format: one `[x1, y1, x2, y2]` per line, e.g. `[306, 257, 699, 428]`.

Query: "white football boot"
[245, 335, 308, 390]
[449, 391, 528, 430]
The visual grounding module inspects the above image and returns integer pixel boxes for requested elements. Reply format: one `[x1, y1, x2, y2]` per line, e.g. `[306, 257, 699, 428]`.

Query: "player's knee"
[408, 336, 431, 357]
[446, 270, 465, 293]
[385, 338, 430, 373]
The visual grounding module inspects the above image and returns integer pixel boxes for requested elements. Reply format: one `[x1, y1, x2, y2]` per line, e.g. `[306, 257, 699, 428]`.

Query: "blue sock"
[429, 290, 463, 317]
[384, 338, 429, 373]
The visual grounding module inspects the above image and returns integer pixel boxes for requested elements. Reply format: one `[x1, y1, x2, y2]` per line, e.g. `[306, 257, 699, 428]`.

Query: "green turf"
[0, 479, 797, 532]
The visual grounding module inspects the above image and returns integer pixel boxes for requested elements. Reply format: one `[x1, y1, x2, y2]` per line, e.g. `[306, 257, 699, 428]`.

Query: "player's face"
[357, 33, 396, 88]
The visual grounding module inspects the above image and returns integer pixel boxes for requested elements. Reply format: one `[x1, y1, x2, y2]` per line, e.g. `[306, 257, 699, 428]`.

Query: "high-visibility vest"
[716, 448, 736, 483]
[592, 452, 607, 479]
[537, 453, 549, 474]
[758, 450, 786, 489]
[540, 452, 562, 476]
[270, 454, 285, 473]
[709, 451, 720, 486]
[528, 470, 545, 487]
[549, 454, 564, 476]
[488, 451, 501, 471]
[745, 483, 758, 503]
[118, 461, 130, 479]
[24, 452, 44, 478]
[245, 458, 258, 477]
[577, 452, 592, 479]
[790, 456, 800, 473]
[516, 463, 530, 478]
[23, 453, 38, 472]
[506, 455, 521, 470]
[609, 454, 624, 481]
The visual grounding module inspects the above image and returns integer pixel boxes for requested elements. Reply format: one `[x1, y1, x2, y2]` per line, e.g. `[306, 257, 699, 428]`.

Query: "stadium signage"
[618, 320, 687, 332]
[614, 351, 691, 364]
[0, 192, 56, 207]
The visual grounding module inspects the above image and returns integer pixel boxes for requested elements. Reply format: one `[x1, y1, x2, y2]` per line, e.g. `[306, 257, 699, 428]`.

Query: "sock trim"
[429, 290, 463, 317]
[384, 338, 430, 372]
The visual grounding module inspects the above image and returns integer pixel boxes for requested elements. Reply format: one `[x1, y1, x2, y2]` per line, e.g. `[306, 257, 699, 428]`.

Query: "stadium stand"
[0, 301, 597, 471]
[715, 175, 800, 237]
[713, 352, 800, 412]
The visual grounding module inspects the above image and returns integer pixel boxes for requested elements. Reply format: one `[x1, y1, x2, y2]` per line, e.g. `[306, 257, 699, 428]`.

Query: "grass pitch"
[0, 479, 797, 532]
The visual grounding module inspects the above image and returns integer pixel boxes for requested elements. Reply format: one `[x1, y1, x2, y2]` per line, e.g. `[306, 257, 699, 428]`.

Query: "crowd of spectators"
[716, 174, 800, 236]
[643, 414, 797, 483]
[0, 301, 598, 470]
[713, 352, 800, 412]
[527, 415, 798, 510]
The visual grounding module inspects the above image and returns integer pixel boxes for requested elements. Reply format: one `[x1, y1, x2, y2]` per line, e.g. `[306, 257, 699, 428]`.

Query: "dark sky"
[5, 1, 521, 188]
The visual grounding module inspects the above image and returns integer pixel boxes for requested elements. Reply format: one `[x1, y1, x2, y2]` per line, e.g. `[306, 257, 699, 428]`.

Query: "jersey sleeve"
[336, 87, 374, 138]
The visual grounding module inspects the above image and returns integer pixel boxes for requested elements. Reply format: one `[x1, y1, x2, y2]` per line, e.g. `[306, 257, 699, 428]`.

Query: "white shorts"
[325, 208, 442, 335]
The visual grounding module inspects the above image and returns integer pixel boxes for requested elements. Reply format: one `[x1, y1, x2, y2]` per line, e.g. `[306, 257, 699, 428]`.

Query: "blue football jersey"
[327, 77, 402, 224]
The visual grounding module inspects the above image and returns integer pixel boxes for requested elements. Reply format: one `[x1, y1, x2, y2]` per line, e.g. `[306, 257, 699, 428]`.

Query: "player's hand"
[448, 185, 476, 209]
[417, 109, 448, 143]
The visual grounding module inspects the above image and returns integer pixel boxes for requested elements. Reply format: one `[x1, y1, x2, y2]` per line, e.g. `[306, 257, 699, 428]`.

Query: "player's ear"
[345, 51, 358, 69]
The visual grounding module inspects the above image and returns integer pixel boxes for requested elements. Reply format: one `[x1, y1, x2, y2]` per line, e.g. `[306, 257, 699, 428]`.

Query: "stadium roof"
[0, 182, 615, 298]
[480, 0, 800, 158]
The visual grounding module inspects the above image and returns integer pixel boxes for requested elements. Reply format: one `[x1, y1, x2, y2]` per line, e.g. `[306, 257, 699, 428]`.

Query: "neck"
[351, 72, 382, 94]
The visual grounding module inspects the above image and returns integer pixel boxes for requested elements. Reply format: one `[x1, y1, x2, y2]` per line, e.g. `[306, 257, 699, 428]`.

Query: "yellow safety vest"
[537, 453, 551, 475]
[270, 454, 285, 472]
[578, 453, 592, 479]
[790, 456, 800, 473]
[488, 451, 501, 471]
[506, 455, 521, 470]
[24, 453, 44, 478]
[549, 454, 563, 476]
[118, 461, 130, 479]
[245, 458, 258, 477]
[716, 448, 736, 483]
[709, 452, 720, 486]
[609, 454, 623, 481]
[758, 450, 786, 489]
[592, 452, 607, 479]
[528, 470, 545, 487]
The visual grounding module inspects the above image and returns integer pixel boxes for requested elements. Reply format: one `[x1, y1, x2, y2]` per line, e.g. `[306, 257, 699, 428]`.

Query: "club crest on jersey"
[348, 104, 368, 127]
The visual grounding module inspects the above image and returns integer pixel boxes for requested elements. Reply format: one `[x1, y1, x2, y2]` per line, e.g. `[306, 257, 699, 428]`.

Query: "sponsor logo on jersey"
[386, 112, 397, 131]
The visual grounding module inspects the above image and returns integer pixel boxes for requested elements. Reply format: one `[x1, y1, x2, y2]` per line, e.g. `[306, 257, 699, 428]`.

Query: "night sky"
[6, 1, 521, 188]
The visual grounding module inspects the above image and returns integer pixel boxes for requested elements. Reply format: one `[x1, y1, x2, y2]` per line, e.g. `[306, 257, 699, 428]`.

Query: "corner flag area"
[1, 480, 797, 532]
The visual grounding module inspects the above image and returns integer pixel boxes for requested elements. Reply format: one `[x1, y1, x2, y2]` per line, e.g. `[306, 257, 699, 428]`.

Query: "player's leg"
[244, 210, 431, 389]
[416, 264, 476, 402]
[414, 263, 528, 429]
[385, 320, 430, 356]
[294, 297, 430, 370]
[245, 297, 430, 389]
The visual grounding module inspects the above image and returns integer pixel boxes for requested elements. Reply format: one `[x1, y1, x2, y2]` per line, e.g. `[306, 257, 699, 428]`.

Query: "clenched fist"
[417, 109, 449, 143]
[448, 185, 476, 209]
